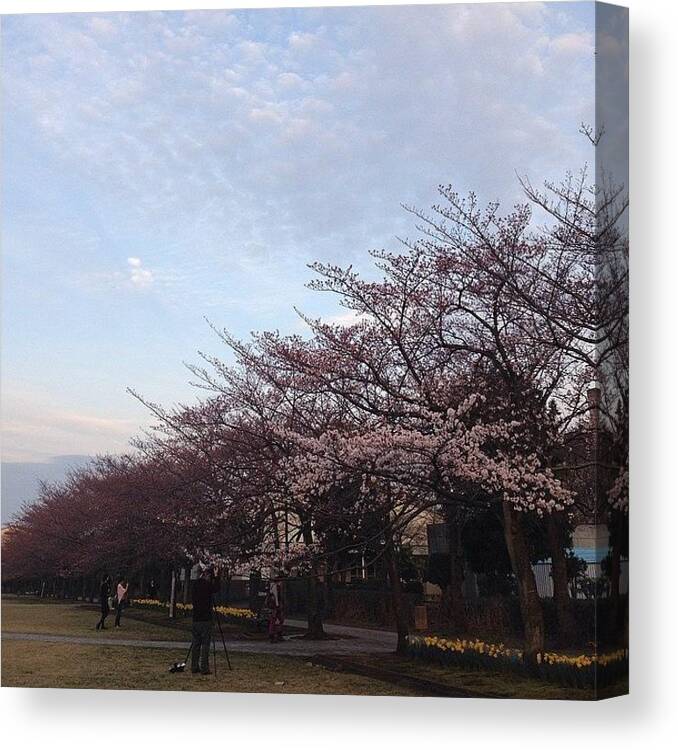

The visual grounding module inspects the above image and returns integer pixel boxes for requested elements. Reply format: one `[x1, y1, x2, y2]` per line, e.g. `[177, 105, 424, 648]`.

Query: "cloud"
[237, 39, 269, 63]
[323, 309, 370, 328]
[87, 17, 117, 37]
[2, 4, 596, 315]
[1, 388, 142, 463]
[0, 4, 603, 470]
[288, 30, 322, 53]
[550, 31, 594, 59]
[277, 71, 305, 90]
[129, 268, 154, 289]
[126, 257, 154, 289]
[74, 257, 154, 294]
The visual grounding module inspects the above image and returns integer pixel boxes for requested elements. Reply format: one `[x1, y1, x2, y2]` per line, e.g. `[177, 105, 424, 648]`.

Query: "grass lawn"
[0, 597, 415, 695]
[2, 597, 188, 641]
[125, 603, 307, 639]
[343, 654, 587, 700]
[1, 598, 627, 699]
[0, 641, 416, 696]
[0, 596, 302, 642]
[339, 654, 627, 701]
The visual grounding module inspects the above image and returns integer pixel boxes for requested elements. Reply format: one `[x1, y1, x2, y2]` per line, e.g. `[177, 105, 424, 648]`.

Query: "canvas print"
[1, 2, 628, 700]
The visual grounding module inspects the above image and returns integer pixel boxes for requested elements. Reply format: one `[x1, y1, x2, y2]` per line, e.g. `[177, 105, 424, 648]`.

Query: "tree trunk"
[502, 502, 544, 664]
[325, 557, 336, 616]
[547, 513, 578, 645]
[158, 568, 168, 602]
[306, 570, 326, 638]
[607, 511, 625, 644]
[223, 572, 232, 605]
[608, 540, 621, 642]
[138, 571, 146, 600]
[169, 568, 177, 619]
[303, 525, 325, 638]
[443, 507, 467, 633]
[385, 534, 410, 655]
[182, 566, 190, 605]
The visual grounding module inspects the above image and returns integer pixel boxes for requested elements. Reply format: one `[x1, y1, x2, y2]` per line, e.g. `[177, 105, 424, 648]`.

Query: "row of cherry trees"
[3, 160, 628, 661]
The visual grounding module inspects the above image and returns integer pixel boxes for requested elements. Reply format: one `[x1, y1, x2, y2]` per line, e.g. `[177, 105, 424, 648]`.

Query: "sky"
[1, 1, 598, 521]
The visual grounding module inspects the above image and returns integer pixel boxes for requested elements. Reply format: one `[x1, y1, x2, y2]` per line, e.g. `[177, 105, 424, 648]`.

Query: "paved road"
[3, 620, 397, 656]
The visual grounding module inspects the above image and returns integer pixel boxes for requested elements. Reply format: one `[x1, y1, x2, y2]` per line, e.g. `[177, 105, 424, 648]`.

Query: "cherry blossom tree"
[4, 148, 627, 664]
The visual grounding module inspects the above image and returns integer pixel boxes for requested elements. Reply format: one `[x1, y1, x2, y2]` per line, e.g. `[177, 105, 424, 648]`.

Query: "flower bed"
[407, 635, 628, 689]
[132, 598, 255, 625]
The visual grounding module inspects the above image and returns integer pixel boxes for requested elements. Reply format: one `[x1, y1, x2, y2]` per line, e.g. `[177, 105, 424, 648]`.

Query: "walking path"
[286, 618, 397, 645]
[3, 620, 397, 656]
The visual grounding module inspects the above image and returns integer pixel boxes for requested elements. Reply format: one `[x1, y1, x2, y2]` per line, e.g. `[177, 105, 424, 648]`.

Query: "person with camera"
[190, 565, 221, 675]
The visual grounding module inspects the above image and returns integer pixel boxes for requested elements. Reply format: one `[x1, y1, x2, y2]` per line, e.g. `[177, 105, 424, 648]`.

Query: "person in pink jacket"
[114, 577, 129, 628]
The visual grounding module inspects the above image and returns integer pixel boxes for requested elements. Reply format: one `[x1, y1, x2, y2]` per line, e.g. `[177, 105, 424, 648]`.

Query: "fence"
[532, 559, 629, 599]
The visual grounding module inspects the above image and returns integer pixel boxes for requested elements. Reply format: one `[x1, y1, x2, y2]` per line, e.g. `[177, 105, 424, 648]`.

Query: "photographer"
[190, 565, 221, 675]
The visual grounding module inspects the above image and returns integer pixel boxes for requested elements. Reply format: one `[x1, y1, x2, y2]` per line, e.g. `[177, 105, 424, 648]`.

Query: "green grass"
[0, 640, 416, 695]
[0, 597, 415, 695]
[128, 601, 306, 639]
[1, 597, 627, 699]
[342, 654, 627, 700]
[2, 597, 187, 641]
[0, 596, 303, 642]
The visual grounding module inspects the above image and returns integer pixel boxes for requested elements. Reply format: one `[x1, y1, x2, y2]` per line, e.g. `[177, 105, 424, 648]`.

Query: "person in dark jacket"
[190, 566, 221, 675]
[96, 574, 112, 630]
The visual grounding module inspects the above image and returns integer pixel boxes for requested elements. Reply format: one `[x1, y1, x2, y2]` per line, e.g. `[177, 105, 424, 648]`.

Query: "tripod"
[169, 602, 232, 676]
[211, 602, 233, 675]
